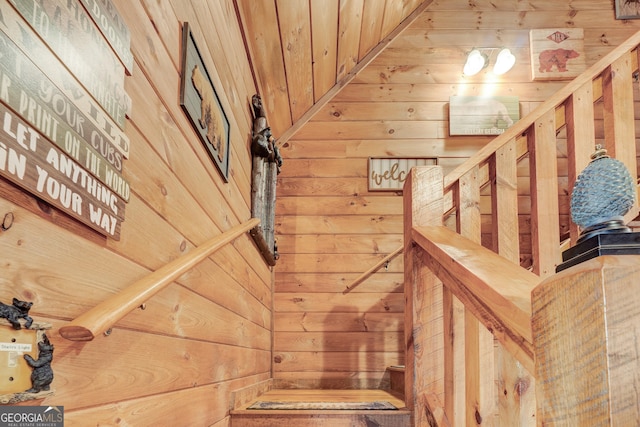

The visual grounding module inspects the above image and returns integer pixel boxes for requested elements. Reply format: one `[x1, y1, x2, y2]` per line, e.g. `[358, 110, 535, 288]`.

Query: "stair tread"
[231, 389, 410, 427]
[232, 388, 407, 412]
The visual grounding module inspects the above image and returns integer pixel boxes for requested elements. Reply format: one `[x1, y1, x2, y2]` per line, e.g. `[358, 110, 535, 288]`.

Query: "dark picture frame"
[615, 0, 640, 19]
[179, 22, 231, 181]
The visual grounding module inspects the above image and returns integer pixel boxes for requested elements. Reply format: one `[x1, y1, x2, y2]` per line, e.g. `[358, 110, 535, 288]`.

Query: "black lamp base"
[557, 231, 640, 273]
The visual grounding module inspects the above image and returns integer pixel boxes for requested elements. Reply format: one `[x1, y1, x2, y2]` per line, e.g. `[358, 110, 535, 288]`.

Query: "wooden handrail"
[343, 246, 403, 294]
[59, 218, 260, 341]
[412, 225, 539, 372]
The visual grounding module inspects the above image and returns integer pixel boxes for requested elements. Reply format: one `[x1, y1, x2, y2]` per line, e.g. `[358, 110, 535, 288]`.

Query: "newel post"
[403, 166, 446, 426]
[531, 255, 640, 425]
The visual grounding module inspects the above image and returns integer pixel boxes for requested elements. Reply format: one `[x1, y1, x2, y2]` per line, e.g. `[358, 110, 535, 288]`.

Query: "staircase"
[231, 29, 640, 427]
[402, 30, 640, 426]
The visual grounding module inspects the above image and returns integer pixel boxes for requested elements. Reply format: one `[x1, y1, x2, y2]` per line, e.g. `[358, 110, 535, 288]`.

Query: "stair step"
[230, 389, 410, 427]
[388, 365, 405, 396]
[230, 410, 411, 427]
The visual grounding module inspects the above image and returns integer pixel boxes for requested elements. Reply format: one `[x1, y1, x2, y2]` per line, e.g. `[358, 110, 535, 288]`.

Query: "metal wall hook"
[2, 212, 14, 231]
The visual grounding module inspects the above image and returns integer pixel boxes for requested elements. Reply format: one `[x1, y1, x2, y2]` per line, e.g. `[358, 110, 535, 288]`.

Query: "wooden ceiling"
[235, 0, 433, 143]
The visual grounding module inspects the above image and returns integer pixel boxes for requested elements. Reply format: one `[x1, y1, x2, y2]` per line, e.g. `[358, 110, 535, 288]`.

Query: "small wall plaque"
[368, 157, 437, 192]
[530, 28, 586, 81]
[449, 96, 519, 136]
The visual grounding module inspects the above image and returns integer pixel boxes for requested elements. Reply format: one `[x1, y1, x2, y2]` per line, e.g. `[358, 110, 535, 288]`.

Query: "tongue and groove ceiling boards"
[235, 0, 433, 143]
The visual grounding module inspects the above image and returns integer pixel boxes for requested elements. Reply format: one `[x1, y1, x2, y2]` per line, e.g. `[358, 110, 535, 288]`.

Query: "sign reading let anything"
[0, 0, 132, 239]
[368, 157, 438, 191]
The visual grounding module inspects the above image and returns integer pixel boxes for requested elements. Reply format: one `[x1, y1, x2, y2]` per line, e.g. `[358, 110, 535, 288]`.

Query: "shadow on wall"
[321, 305, 394, 390]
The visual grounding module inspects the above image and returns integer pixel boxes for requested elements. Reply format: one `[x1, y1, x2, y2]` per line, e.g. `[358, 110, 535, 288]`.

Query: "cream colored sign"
[368, 157, 437, 191]
[0, 342, 32, 352]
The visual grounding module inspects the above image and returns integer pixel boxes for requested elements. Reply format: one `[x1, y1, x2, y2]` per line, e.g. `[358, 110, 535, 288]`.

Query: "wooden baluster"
[491, 141, 520, 258]
[491, 142, 536, 426]
[565, 83, 596, 245]
[458, 167, 495, 426]
[528, 110, 561, 278]
[403, 166, 449, 426]
[602, 51, 639, 221]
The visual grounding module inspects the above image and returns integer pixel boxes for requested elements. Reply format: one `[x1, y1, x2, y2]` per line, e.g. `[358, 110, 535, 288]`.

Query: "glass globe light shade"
[493, 48, 516, 75]
[463, 49, 486, 76]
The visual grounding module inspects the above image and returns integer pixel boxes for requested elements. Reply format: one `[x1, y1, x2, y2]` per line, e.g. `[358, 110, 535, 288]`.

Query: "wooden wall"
[275, 0, 640, 389]
[0, 0, 270, 425]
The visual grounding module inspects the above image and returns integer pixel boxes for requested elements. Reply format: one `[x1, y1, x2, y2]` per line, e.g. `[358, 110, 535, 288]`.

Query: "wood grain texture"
[336, 0, 364, 81]
[1, 1, 638, 425]
[532, 256, 640, 426]
[403, 166, 448, 426]
[413, 225, 538, 373]
[565, 82, 596, 244]
[0, 0, 272, 423]
[276, 0, 313, 122]
[310, 0, 338, 101]
[59, 219, 259, 340]
[491, 141, 537, 426]
[528, 110, 561, 278]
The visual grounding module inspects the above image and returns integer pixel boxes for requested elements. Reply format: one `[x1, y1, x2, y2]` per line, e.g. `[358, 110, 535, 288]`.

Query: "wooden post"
[403, 166, 447, 426]
[532, 255, 640, 426]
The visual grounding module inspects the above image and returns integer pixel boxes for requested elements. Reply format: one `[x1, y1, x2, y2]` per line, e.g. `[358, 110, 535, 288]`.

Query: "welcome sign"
[368, 157, 437, 191]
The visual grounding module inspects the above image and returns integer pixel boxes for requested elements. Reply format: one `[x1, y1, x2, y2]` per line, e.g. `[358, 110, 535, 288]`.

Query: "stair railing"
[59, 218, 260, 341]
[403, 29, 640, 427]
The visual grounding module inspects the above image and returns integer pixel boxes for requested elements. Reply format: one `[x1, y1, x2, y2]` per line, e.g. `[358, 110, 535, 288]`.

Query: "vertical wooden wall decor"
[449, 96, 520, 136]
[180, 22, 231, 182]
[0, 0, 132, 240]
[530, 28, 586, 81]
[250, 94, 282, 266]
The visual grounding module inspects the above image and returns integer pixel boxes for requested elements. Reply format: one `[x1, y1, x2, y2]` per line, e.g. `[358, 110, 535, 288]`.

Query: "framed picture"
[615, 0, 640, 19]
[529, 28, 586, 81]
[449, 96, 519, 136]
[180, 22, 231, 181]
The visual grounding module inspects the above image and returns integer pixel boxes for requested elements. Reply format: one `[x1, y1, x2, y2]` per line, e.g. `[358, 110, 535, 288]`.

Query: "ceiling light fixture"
[463, 48, 516, 76]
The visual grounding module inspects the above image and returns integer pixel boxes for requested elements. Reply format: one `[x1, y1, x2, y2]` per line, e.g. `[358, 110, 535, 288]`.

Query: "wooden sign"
[0, 1, 130, 158]
[10, 0, 131, 128]
[0, 103, 125, 239]
[0, 0, 131, 240]
[368, 157, 437, 191]
[0, 30, 130, 201]
[180, 23, 231, 182]
[449, 96, 519, 136]
[530, 28, 586, 81]
[79, 0, 134, 74]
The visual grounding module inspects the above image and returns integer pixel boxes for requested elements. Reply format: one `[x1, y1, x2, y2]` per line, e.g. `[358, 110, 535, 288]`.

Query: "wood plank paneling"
[274, 0, 640, 418]
[0, 0, 270, 424]
[311, 0, 339, 101]
[337, 0, 365, 80]
[235, 0, 291, 137]
[359, 0, 385, 60]
[276, 0, 313, 122]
